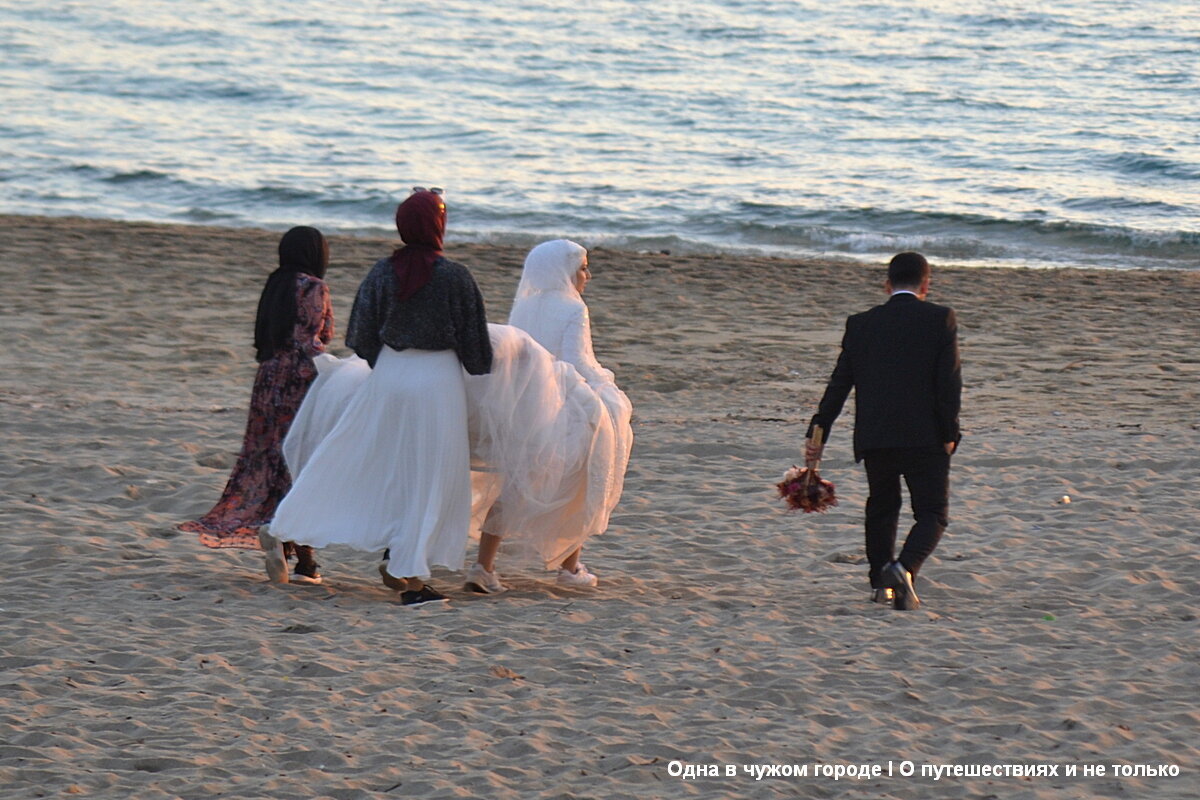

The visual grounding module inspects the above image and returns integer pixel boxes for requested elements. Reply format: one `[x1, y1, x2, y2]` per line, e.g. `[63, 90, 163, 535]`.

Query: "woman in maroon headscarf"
[268, 190, 492, 605]
[179, 226, 333, 584]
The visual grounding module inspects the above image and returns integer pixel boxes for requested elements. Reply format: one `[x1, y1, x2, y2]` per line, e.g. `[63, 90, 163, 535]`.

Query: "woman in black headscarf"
[180, 226, 334, 583]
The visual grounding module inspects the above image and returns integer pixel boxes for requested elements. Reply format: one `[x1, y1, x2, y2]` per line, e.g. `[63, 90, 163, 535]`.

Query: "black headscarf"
[253, 226, 328, 363]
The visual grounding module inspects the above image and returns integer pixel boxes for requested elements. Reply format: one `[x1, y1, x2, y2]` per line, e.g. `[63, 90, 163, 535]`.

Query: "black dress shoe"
[882, 561, 920, 611]
[871, 587, 894, 604]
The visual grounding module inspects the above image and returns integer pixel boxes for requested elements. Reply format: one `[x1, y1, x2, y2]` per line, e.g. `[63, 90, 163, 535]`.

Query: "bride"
[466, 239, 633, 593]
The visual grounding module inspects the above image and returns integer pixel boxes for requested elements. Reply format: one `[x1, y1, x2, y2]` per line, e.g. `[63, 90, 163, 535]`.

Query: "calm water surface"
[1, 1, 1198, 269]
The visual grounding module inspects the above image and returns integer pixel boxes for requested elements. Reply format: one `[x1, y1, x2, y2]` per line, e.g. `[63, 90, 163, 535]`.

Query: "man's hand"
[944, 441, 956, 455]
[804, 438, 824, 468]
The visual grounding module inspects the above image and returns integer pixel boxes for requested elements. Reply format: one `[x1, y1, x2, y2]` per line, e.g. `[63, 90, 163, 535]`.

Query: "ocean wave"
[1061, 196, 1191, 214]
[440, 202, 1197, 271]
[1102, 152, 1200, 181]
[17, 152, 1200, 271]
[664, 206, 1200, 269]
[101, 75, 295, 104]
[102, 169, 174, 185]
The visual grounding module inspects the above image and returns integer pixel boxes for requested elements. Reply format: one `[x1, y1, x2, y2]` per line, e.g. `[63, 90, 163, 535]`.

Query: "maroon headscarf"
[390, 190, 446, 300]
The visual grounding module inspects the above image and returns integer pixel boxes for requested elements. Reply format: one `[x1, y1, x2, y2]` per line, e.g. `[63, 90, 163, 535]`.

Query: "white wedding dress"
[465, 324, 623, 567]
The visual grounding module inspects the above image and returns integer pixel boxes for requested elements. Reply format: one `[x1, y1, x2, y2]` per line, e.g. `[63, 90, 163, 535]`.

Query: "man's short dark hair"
[888, 252, 930, 289]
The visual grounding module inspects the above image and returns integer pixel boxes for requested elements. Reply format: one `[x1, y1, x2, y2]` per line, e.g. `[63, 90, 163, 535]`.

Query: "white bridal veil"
[507, 240, 615, 387]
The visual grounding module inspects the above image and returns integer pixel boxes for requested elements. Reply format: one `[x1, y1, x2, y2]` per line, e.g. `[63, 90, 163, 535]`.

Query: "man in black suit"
[805, 252, 962, 610]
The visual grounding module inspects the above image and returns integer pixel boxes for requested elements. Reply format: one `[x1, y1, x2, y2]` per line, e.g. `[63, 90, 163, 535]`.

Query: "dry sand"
[1, 213, 1198, 799]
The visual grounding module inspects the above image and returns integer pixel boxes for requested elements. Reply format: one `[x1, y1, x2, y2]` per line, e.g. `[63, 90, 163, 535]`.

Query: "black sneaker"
[400, 585, 449, 606]
[292, 561, 323, 586]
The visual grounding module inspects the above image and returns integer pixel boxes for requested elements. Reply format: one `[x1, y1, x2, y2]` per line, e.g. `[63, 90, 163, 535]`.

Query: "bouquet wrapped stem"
[776, 426, 838, 513]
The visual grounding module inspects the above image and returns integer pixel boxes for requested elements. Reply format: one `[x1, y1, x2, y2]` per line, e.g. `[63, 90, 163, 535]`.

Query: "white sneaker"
[257, 527, 288, 584]
[556, 563, 598, 588]
[464, 562, 507, 594]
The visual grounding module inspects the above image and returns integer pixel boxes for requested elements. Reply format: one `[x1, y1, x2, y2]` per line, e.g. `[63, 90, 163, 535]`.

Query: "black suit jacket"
[808, 293, 962, 462]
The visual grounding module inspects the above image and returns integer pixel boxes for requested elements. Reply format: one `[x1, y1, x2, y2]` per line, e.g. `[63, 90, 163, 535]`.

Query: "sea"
[2, 0, 1197, 270]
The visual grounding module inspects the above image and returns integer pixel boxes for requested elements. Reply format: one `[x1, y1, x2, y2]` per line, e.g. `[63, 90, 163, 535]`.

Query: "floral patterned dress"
[180, 273, 334, 549]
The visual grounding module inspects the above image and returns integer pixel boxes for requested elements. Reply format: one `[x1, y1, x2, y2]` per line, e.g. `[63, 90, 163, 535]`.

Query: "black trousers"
[862, 447, 951, 587]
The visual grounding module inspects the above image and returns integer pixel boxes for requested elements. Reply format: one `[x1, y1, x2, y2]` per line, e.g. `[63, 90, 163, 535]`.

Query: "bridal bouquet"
[776, 426, 837, 513]
[776, 465, 838, 513]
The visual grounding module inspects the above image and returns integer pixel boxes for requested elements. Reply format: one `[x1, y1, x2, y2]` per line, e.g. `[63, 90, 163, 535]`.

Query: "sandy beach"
[1, 213, 1197, 799]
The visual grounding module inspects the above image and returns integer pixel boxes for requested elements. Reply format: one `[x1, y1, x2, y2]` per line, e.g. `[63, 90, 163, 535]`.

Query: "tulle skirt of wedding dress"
[271, 346, 470, 579]
[465, 324, 632, 567]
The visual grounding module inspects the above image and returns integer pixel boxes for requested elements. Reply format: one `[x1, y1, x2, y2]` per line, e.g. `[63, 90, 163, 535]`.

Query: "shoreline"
[5, 210, 1196, 274]
[2, 212, 1198, 798]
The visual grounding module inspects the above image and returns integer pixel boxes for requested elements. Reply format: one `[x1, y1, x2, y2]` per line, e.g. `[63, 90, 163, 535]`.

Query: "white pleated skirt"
[271, 346, 470, 579]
